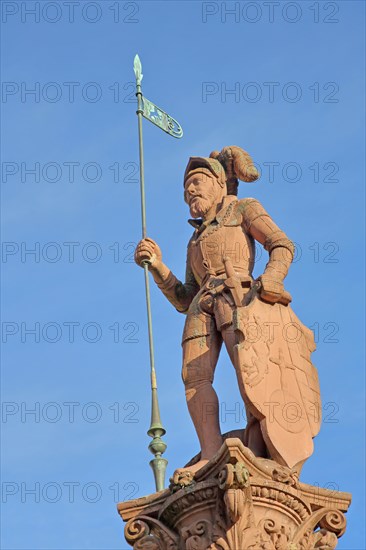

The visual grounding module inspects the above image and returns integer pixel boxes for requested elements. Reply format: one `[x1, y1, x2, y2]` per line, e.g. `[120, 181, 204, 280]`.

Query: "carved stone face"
[184, 171, 225, 219]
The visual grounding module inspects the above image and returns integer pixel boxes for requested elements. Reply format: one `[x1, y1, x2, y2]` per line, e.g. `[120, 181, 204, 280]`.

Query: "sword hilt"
[223, 257, 244, 307]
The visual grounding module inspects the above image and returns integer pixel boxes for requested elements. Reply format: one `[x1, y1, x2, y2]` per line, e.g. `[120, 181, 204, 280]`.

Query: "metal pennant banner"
[141, 96, 183, 139]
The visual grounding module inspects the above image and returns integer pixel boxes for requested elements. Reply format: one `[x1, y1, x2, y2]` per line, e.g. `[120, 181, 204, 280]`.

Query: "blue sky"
[1, 1, 365, 548]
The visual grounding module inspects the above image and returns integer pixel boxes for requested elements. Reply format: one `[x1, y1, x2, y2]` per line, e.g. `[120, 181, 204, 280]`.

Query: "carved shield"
[233, 292, 321, 469]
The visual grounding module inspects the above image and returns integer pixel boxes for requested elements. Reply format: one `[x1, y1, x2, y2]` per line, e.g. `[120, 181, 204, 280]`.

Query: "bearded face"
[184, 172, 224, 219]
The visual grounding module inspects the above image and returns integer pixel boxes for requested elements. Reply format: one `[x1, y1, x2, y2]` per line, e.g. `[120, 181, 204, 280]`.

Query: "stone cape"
[118, 438, 351, 550]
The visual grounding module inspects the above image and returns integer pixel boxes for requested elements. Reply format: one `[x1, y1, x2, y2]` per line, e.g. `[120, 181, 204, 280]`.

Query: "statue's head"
[183, 146, 259, 218]
[184, 157, 226, 219]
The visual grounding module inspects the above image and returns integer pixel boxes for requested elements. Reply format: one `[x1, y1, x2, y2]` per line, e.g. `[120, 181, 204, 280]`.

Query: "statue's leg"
[182, 329, 223, 463]
[221, 324, 268, 458]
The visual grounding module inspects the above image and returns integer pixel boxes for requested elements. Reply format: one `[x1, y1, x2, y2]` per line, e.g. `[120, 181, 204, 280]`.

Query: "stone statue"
[124, 145, 351, 550]
[134, 145, 321, 477]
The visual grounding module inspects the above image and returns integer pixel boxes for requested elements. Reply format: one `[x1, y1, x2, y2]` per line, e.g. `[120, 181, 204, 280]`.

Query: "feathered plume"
[209, 146, 259, 195]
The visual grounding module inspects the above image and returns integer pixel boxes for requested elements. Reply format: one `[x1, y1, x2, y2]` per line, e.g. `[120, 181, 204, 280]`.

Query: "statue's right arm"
[134, 237, 199, 314]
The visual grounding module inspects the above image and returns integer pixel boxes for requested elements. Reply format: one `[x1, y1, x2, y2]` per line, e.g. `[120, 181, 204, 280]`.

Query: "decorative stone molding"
[118, 439, 351, 550]
[181, 520, 212, 550]
[124, 516, 179, 550]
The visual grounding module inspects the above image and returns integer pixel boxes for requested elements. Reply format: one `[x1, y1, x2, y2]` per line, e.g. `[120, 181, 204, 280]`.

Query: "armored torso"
[188, 197, 255, 286]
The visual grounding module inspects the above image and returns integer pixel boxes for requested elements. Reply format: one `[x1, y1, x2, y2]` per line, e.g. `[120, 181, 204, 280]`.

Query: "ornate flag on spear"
[133, 55, 183, 138]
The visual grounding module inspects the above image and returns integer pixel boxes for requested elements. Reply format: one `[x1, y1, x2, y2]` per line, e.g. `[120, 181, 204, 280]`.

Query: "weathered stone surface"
[118, 439, 351, 550]
[129, 146, 351, 547]
[135, 146, 321, 474]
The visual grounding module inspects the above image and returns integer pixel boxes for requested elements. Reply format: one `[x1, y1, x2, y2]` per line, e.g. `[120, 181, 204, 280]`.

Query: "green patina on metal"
[142, 97, 183, 139]
[132, 54, 183, 492]
[134, 54, 183, 139]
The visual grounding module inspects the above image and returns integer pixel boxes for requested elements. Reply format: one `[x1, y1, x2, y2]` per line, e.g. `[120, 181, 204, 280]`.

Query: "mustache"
[189, 194, 204, 202]
[186, 195, 202, 206]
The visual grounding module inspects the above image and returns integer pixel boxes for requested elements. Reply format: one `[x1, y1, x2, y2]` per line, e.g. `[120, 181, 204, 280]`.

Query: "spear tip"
[134, 54, 143, 83]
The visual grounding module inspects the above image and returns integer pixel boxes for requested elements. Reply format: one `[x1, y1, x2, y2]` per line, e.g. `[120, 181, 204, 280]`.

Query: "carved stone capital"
[118, 439, 351, 550]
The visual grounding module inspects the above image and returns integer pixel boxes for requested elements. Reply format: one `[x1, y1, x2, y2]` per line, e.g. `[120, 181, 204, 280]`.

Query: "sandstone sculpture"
[120, 146, 351, 549]
[134, 146, 321, 476]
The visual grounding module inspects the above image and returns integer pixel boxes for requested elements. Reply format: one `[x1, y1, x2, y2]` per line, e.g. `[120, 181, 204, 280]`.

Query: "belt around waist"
[200, 272, 253, 290]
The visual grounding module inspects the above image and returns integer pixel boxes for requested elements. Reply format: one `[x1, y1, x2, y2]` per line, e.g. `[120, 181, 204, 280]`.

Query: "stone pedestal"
[118, 438, 351, 550]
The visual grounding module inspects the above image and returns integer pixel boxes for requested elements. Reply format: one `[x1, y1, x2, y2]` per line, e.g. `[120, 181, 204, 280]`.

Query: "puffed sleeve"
[152, 237, 199, 313]
[240, 198, 294, 282]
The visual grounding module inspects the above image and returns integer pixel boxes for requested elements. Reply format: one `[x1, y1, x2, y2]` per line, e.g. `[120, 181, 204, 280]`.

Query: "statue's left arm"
[240, 198, 295, 303]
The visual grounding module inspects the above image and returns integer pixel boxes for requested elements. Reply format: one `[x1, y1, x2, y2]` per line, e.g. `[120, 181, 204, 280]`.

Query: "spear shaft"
[134, 55, 167, 492]
[136, 80, 158, 392]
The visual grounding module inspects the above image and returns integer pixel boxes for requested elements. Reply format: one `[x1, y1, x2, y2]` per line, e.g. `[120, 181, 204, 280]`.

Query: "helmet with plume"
[184, 146, 259, 195]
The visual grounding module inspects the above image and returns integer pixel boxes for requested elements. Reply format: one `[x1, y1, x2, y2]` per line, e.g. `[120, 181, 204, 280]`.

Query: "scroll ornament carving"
[294, 508, 346, 550]
[181, 520, 212, 550]
[125, 517, 178, 550]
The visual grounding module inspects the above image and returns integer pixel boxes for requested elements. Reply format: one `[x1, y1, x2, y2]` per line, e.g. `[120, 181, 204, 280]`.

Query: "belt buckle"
[207, 279, 215, 289]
